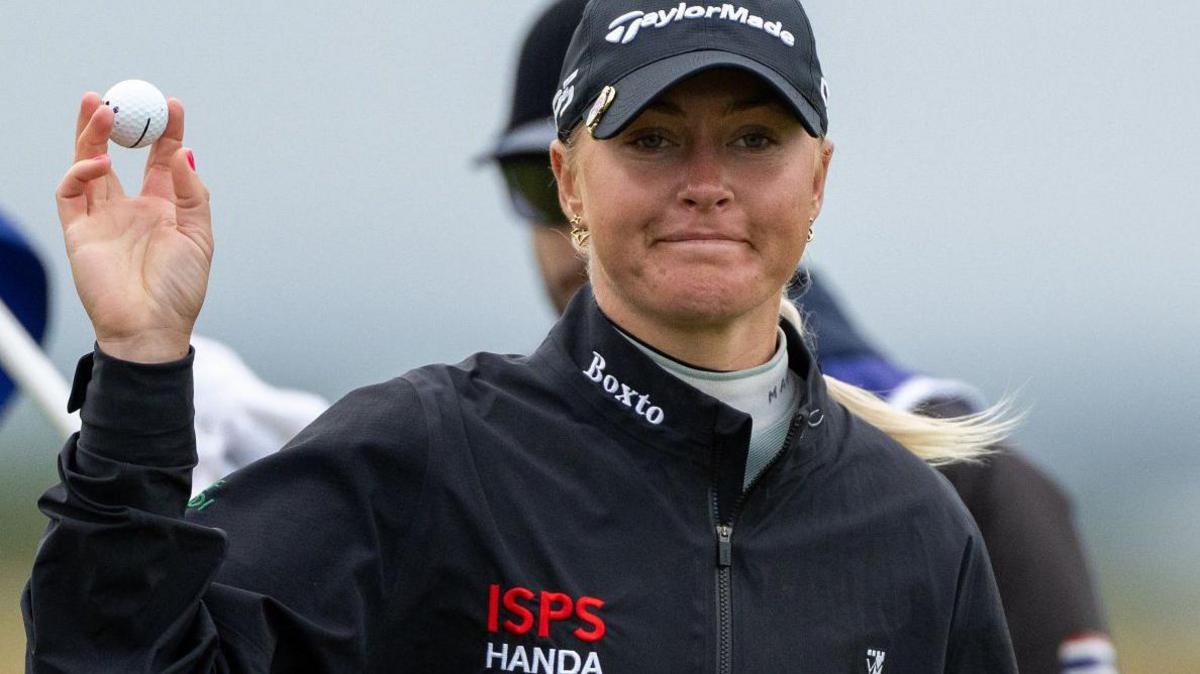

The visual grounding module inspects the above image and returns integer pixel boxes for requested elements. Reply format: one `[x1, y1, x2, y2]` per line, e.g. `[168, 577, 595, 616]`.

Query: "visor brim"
[589, 50, 823, 140]
[478, 118, 558, 165]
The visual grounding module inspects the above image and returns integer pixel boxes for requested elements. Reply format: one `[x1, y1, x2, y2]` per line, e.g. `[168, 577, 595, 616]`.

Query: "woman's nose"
[678, 146, 733, 212]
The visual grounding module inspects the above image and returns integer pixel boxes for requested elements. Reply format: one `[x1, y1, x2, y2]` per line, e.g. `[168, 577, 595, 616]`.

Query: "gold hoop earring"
[568, 215, 590, 248]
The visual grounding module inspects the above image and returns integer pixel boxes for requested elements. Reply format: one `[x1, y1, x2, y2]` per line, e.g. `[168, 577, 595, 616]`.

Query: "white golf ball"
[101, 79, 168, 149]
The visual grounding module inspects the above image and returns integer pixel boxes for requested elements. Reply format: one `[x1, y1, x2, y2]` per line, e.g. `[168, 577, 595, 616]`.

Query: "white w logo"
[866, 649, 886, 674]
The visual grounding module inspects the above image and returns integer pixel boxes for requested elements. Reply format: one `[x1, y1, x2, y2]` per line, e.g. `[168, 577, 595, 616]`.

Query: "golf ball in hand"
[101, 80, 168, 149]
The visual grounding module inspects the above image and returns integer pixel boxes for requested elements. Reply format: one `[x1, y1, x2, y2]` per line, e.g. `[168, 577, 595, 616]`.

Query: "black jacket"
[24, 289, 1016, 673]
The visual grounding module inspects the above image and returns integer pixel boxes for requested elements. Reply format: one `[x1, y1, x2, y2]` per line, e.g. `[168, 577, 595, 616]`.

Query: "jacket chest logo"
[485, 583, 607, 673]
[582, 351, 665, 425]
[866, 649, 886, 673]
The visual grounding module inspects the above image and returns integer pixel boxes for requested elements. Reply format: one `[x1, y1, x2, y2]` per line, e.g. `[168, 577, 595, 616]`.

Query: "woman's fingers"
[74, 101, 113, 163]
[55, 155, 111, 226]
[74, 92, 101, 144]
[171, 147, 213, 255]
[171, 147, 207, 207]
[142, 98, 185, 200]
[73, 101, 124, 201]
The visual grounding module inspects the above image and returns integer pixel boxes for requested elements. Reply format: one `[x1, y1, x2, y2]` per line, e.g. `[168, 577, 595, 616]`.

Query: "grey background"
[2, 1, 1197, 670]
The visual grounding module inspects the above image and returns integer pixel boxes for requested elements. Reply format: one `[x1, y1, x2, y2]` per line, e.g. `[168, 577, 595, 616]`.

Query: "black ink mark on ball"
[132, 118, 152, 147]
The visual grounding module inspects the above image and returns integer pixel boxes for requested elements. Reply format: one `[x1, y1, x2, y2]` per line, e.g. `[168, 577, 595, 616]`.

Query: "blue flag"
[0, 207, 50, 418]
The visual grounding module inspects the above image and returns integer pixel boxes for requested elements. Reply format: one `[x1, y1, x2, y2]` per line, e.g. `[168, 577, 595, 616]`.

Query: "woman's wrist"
[96, 331, 191, 364]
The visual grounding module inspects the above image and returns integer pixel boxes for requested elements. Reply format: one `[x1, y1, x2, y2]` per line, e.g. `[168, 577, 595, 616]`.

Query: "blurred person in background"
[188, 335, 329, 495]
[483, 2, 1116, 672]
[27, 0, 1024, 668]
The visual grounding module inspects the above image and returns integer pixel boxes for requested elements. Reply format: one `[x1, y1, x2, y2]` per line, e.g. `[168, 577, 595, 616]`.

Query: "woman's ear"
[550, 138, 584, 221]
[810, 138, 835, 217]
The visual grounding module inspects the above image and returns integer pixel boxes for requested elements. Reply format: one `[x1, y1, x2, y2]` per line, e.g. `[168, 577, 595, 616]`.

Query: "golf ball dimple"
[101, 79, 168, 149]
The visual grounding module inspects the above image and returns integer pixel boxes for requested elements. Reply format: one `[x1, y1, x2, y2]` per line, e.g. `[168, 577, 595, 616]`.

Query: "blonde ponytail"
[780, 300, 1019, 465]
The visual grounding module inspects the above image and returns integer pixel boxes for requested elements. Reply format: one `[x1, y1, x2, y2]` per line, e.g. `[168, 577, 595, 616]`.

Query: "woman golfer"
[27, 0, 1017, 671]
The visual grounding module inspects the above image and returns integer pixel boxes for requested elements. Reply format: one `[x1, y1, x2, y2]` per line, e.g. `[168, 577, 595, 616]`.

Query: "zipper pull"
[716, 525, 733, 567]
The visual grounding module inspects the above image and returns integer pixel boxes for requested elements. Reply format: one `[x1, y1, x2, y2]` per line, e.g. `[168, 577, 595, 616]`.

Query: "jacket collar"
[533, 284, 829, 465]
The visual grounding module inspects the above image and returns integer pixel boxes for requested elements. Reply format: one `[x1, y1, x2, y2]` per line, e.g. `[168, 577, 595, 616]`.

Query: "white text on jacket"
[583, 352, 665, 425]
[485, 642, 603, 673]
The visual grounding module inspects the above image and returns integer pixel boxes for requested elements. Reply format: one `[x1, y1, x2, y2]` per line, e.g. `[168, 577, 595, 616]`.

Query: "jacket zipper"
[714, 517, 733, 674]
[713, 410, 809, 674]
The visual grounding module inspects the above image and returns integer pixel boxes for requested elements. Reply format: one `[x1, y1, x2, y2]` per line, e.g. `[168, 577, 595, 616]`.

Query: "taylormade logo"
[605, 4, 797, 47]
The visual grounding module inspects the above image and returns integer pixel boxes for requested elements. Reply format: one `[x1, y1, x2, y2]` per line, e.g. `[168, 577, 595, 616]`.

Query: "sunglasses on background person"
[498, 154, 567, 227]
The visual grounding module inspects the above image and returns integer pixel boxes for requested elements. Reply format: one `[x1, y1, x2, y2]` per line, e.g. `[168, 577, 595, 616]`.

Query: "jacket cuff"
[72, 344, 196, 466]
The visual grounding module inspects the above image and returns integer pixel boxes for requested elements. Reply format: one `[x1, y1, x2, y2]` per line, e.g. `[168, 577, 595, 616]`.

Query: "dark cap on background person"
[484, 0, 588, 161]
[553, 0, 829, 142]
[481, 0, 588, 228]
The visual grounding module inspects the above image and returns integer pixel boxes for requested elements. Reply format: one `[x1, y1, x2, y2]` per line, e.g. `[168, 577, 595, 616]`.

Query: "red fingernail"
[186, 149, 195, 171]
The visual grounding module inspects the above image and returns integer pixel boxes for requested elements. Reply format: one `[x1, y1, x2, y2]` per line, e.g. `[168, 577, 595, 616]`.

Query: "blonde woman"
[27, 1, 1017, 671]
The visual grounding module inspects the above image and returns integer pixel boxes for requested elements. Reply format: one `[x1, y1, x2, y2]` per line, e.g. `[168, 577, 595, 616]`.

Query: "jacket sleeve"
[944, 531, 1019, 673]
[22, 347, 430, 673]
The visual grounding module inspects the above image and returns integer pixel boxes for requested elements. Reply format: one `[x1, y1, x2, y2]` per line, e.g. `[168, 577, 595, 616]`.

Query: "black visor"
[588, 50, 824, 140]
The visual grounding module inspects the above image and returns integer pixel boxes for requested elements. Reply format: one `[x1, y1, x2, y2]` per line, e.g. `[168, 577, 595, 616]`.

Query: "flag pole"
[0, 297, 79, 440]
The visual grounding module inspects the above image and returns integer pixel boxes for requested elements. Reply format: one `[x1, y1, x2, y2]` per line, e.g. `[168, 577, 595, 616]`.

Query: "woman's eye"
[734, 133, 774, 149]
[632, 133, 671, 150]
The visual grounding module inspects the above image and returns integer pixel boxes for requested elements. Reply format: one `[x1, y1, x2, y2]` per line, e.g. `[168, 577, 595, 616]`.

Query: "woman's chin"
[636, 273, 773, 326]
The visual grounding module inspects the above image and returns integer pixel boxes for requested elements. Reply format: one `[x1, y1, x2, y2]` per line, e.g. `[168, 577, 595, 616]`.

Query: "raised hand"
[55, 92, 213, 363]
